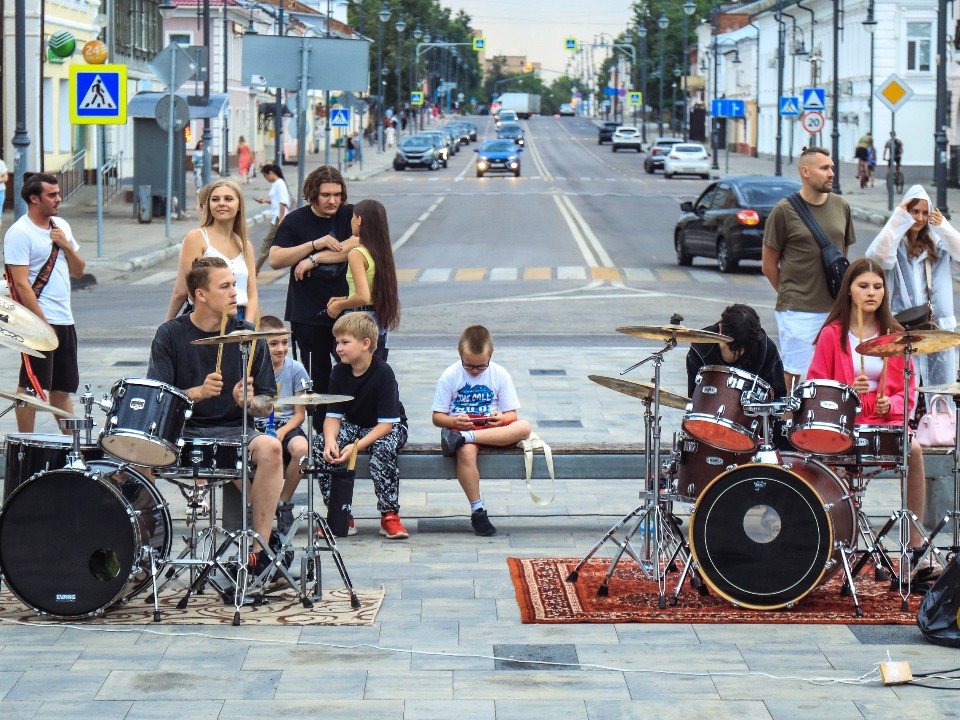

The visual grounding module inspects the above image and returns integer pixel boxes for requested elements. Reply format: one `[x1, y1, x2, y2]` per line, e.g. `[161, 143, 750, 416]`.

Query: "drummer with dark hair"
[686, 304, 788, 399]
[147, 256, 283, 576]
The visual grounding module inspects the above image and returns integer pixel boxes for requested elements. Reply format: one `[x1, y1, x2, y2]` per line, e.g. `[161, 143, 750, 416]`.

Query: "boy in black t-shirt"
[313, 313, 409, 538]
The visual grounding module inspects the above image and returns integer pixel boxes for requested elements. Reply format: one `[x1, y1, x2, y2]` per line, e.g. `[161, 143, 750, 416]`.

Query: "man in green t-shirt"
[762, 146, 855, 393]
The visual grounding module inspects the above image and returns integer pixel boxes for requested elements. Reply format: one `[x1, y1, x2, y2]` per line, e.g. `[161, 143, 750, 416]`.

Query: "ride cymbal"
[588, 375, 690, 410]
[0, 295, 59, 351]
[856, 329, 960, 357]
[0, 335, 45, 358]
[616, 325, 732, 344]
[190, 329, 290, 345]
[0, 388, 74, 418]
[275, 393, 354, 406]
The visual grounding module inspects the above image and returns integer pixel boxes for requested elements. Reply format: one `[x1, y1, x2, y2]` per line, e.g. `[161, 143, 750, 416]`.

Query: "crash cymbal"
[589, 375, 690, 410]
[0, 295, 58, 351]
[0, 335, 45, 358]
[616, 325, 733, 344]
[275, 393, 354, 406]
[917, 381, 960, 395]
[0, 388, 74, 418]
[190, 329, 290, 345]
[856, 329, 960, 358]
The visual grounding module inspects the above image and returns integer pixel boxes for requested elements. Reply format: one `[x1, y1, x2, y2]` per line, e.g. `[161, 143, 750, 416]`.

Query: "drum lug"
[823, 501, 835, 511]
[148, 422, 158, 435]
[109, 415, 118, 427]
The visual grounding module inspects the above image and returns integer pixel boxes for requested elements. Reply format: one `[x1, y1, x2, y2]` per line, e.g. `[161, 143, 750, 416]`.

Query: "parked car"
[663, 143, 711, 179]
[611, 126, 642, 152]
[496, 122, 525, 146]
[393, 135, 443, 171]
[420, 132, 450, 167]
[673, 176, 802, 272]
[559, 103, 576, 116]
[475, 139, 522, 177]
[643, 137, 684, 173]
[597, 121, 620, 144]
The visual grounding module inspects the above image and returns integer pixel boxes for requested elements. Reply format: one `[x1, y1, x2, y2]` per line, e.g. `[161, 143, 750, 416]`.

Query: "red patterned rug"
[508, 557, 923, 624]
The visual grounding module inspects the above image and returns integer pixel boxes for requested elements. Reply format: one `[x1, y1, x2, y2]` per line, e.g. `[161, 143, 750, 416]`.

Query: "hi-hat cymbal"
[616, 325, 733, 344]
[917, 381, 960, 395]
[0, 388, 74, 418]
[856, 329, 960, 358]
[275, 393, 354, 406]
[190, 329, 290, 345]
[0, 295, 59, 351]
[589, 375, 690, 410]
[0, 335, 45, 358]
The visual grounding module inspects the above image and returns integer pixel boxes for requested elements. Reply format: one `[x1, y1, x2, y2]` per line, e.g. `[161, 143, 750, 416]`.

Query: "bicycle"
[858, 159, 869, 189]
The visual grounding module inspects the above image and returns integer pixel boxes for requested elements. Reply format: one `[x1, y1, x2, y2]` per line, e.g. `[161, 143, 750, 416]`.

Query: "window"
[907, 22, 931, 72]
[168, 33, 191, 47]
[695, 186, 717, 213]
[711, 186, 736, 210]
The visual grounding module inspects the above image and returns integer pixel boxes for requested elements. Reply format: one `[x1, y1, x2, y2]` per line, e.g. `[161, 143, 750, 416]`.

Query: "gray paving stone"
[364, 669, 453, 699]
[0, 701, 41, 718]
[96, 670, 280, 700]
[32, 700, 132, 719]
[155, 638, 251, 671]
[453, 671, 630, 700]
[274, 668, 368, 698]
[0, 646, 83, 670]
[737, 646, 833, 672]
[5, 669, 110, 701]
[404, 699, 496, 720]
[125, 700, 224, 719]
[72, 645, 166, 671]
[856, 698, 960, 719]
[0, 624, 64, 646]
[0, 670, 21, 699]
[492, 700, 587, 719]
[223, 699, 404, 718]
[378, 620, 461, 648]
[622, 671, 722, 700]
[586, 699, 772, 720]
[244, 644, 408, 670]
[711, 674, 896, 701]
[420, 598, 497, 621]
[764, 699, 867, 720]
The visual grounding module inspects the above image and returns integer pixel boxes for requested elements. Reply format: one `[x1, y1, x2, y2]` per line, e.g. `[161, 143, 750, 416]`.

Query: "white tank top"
[200, 227, 249, 306]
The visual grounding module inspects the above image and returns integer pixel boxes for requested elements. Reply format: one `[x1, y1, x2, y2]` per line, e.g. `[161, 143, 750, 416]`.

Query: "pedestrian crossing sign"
[565, 38, 578, 51]
[779, 96, 800, 116]
[627, 92, 642, 106]
[70, 64, 127, 124]
[330, 108, 350, 127]
[473, 38, 486, 51]
[410, 92, 424, 106]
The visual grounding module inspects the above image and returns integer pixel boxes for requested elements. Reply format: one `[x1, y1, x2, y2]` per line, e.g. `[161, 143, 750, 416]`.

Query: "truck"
[495, 92, 541, 119]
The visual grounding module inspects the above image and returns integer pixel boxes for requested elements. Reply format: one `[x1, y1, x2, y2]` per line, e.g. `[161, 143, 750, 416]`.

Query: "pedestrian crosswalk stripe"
[623, 267, 656, 282]
[420, 268, 451, 282]
[395, 268, 419, 282]
[489, 267, 518, 281]
[590, 267, 621, 281]
[454, 268, 485, 281]
[132, 270, 177, 285]
[557, 266, 587, 280]
[657, 268, 689, 282]
[524, 267, 552, 280]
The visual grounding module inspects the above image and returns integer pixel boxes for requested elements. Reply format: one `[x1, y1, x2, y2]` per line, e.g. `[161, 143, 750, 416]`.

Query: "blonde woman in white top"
[165, 179, 259, 321]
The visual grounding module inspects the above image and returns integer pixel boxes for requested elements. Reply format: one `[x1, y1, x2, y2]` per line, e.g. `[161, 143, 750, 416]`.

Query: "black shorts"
[281, 426, 307, 465]
[19, 324, 79, 394]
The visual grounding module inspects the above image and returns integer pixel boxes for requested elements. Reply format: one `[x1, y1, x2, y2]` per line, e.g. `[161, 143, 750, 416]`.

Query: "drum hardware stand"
[925, 389, 960, 558]
[58, 416, 94, 469]
[844, 469, 895, 583]
[277, 377, 361, 609]
[566, 335, 686, 609]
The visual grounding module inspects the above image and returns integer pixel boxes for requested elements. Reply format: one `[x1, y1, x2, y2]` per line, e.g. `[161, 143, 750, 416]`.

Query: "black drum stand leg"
[837, 544, 863, 617]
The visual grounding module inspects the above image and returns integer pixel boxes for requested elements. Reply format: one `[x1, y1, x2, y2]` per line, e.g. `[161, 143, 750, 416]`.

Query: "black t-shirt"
[326, 358, 404, 429]
[273, 203, 354, 326]
[685, 322, 788, 399]
[147, 315, 275, 428]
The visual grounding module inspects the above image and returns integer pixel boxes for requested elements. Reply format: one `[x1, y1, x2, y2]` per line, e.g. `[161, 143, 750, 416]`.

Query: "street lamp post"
[395, 15, 406, 137]
[830, 0, 842, 194]
[637, 23, 648, 143]
[657, 13, 669, 136]
[672, 64, 682, 132]
[202, 0, 212, 186]
[935, 0, 950, 216]
[863, 4, 877, 137]
[681, 0, 696, 141]
[377, 5, 390, 151]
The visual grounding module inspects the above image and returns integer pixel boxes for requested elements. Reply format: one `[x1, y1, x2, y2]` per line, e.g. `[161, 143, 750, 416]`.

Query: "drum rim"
[110, 377, 193, 403]
[698, 364, 773, 392]
[99, 430, 180, 467]
[788, 422, 856, 454]
[688, 454, 847, 610]
[682, 414, 759, 452]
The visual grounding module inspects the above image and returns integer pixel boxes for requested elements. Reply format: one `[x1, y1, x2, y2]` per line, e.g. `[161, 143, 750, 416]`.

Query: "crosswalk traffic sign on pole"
[69, 64, 127, 124]
[779, 96, 800, 116]
[801, 88, 825, 111]
[410, 92, 424, 106]
[330, 108, 350, 127]
[627, 92, 642, 106]
[565, 38, 578, 51]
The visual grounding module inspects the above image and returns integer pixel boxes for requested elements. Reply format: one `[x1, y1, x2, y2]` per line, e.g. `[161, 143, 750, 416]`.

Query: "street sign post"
[330, 108, 350, 127]
[779, 96, 800, 116]
[473, 38, 485, 51]
[69, 65, 127, 124]
[801, 88, 826, 111]
[800, 110, 825, 135]
[875, 74, 914, 211]
[627, 92, 642, 106]
[711, 99, 744, 118]
[410, 91, 424, 106]
[565, 38, 578, 51]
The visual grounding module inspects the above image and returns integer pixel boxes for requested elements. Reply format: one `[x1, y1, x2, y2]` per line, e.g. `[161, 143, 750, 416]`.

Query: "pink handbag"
[915, 394, 957, 447]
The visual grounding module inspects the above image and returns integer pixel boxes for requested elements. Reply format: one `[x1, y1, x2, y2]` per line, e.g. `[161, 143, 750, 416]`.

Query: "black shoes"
[471, 508, 497, 537]
[441, 428, 465, 457]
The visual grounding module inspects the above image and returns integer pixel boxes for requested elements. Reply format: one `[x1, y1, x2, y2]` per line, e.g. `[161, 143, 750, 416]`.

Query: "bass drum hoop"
[0, 460, 171, 618]
[688, 454, 854, 610]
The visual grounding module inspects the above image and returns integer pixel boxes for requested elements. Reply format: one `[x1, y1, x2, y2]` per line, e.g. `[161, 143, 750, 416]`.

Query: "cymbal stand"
[276, 376, 361, 609]
[844, 466, 896, 582]
[566, 338, 685, 609]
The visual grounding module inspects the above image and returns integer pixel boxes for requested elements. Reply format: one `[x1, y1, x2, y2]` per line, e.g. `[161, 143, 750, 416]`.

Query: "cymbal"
[0, 388, 74, 418]
[0, 335, 45, 358]
[917, 381, 960, 395]
[856, 329, 960, 358]
[616, 325, 732, 344]
[190, 329, 290, 345]
[275, 393, 354, 406]
[0, 295, 59, 351]
[589, 375, 690, 410]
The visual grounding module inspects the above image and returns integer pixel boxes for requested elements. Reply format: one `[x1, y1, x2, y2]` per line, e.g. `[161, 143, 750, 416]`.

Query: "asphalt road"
[73, 114, 879, 348]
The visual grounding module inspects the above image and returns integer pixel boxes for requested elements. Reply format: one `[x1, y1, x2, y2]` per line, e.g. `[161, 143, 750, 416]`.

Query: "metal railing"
[100, 150, 124, 205]
[58, 150, 86, 204]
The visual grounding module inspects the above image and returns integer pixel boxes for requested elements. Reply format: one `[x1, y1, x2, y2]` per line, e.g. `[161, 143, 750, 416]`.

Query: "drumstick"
[245, 309, 262, 377]
[879, 326, 889, 398]
[214, 306, 228, 375]
[347, 436, 360, 471]
[857, 305, 865, 376]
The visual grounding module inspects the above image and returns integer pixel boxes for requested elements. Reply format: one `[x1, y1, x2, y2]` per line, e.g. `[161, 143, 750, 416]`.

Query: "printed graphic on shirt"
[450, 383, 494, 416]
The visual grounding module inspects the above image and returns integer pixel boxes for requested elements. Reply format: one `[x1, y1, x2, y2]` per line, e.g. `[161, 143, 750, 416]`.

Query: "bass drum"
[0, 460, 171, 617]
[689, 452, 855, 610]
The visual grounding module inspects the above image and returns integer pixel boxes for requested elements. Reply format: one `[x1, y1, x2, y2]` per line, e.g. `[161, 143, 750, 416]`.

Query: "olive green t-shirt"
[763, 193, 855, 313]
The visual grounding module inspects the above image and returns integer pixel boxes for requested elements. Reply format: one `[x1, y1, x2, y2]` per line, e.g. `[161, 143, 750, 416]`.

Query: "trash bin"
[950, 145, 960, 189]
[136, 185, 152, 224]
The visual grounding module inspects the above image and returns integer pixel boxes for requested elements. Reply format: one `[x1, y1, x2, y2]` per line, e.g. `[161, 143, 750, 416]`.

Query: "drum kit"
[569, 317, 960, 616]
[0, 299, 359, 623]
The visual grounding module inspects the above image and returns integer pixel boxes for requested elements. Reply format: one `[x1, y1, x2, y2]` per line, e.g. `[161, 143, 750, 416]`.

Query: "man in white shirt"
[254, 163, 291, 273]
[3, 173, 86, 431]
[0, 157, 8, 233]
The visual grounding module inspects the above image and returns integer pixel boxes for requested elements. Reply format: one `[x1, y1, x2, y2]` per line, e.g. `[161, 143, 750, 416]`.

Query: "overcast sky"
[450, 0, 635, 81]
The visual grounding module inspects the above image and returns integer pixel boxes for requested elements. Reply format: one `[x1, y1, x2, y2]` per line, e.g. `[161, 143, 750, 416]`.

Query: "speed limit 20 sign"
[801, 111, 825, 134]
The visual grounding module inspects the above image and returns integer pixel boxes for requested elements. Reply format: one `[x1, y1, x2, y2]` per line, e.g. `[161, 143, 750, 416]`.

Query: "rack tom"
[682, 366, 772, 452]
[831, 424, 907, 467]
[99, 378, 192, 467]
[788, 380, 860, 455]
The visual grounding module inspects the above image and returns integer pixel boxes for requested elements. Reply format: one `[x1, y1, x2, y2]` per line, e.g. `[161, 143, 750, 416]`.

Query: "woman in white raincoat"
[866, 184, 960, 402]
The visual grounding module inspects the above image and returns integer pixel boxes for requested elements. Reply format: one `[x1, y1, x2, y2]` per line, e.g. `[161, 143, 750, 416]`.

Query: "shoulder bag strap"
[785, 192, 833, 252]
[30, 243, 60, 298]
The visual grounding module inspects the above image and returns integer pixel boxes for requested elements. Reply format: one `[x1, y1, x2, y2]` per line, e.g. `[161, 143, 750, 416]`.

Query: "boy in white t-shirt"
[431, 325, 531, 536]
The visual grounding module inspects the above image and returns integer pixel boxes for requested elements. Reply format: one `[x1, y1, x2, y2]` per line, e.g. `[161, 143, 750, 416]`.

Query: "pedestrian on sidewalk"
[192, 141, 203, 194]
[867, 141, 878, 188]
[3, 173, 86, 432]
[254, 164, 291, 273]
[865, 184, 960, 403]
[166, 179, 258, 322]
[236, 136, 253, 185]
[762, 146, 856, 392]
[0, 156, 8, 233]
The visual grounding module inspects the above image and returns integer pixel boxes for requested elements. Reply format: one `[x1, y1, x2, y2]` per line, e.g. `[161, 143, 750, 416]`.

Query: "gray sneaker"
[275, 502, 295, 538]
[441, 428, 465, 457]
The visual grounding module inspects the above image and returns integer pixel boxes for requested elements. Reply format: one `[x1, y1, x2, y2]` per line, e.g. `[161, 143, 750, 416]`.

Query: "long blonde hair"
[200, 179, 248, 254]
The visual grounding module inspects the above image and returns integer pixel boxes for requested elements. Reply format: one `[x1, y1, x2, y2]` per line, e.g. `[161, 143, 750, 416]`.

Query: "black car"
[393, 135, 443, 171]
[674, 176, 802, 272]
[597, 121, 620, 144]
[643, 136, 684, 173]
[496, 122, 525, 146]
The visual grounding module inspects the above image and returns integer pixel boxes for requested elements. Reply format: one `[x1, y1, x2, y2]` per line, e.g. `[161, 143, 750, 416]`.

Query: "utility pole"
[12, 0, 32, 218]
[202, 0, 212, 185]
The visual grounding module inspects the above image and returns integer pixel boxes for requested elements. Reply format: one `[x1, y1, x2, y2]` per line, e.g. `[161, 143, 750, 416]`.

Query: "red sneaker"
[348, 515, 357, 536]
[379, 511, 409, 539]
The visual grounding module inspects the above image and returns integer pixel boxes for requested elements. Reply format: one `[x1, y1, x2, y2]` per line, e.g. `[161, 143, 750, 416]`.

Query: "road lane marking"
[557, 266, 587, 280]
[419, 268, 452, 282]
[490, 267, 518, 281]
[553, 194, 600, 268]
[396, 268, 419, 282]
[556, 194, 615, 267]
[523, 266, 552, 280]
[454, 268, 485, 281]
[393, 196, 445, 253]
[132, 270, 178, 286]
[521, 122, 553, 180]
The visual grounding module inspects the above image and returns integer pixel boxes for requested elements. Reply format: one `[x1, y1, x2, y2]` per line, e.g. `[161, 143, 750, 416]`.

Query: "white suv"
[611, 126, 642, 152]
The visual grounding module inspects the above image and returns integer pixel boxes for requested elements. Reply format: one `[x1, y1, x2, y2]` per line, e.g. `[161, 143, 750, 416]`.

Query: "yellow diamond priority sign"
[875, 73, 913, 113]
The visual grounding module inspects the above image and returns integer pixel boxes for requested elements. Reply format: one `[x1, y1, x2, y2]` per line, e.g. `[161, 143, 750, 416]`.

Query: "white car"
[611, 126, 642, 152]
[663, 143, 711, 179]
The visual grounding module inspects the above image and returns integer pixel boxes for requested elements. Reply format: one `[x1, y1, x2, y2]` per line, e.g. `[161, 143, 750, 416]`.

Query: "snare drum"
[670, 434, 748, 501]
[788, 380, 860, 454]
[99, 378, 192, 467]
[4, 433, 104, 502]
[157, 438, 245, 483]
[831, 424, 907, 466]
[682, 366, 772, 452]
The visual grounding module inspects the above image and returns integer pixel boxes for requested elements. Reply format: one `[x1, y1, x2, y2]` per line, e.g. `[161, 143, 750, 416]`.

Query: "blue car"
[475, 139, 522, 178]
